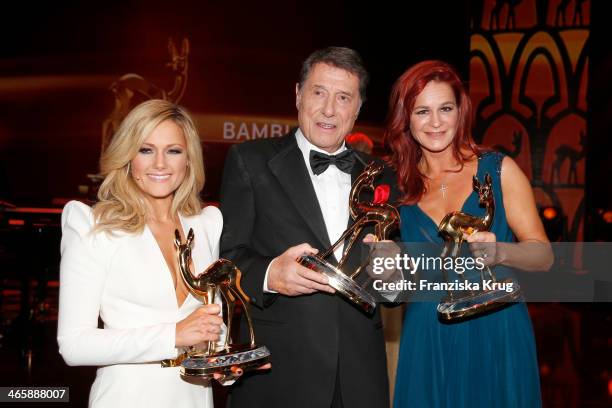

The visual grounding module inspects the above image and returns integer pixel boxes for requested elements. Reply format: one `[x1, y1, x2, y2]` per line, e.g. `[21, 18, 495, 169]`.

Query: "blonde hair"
[93, 99, 205, 234]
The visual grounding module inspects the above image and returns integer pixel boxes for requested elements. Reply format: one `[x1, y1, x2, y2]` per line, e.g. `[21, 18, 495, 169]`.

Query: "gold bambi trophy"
[437, 173, 521, 321]
[161, 229, 270, 378]
[298, 162, 400, 313]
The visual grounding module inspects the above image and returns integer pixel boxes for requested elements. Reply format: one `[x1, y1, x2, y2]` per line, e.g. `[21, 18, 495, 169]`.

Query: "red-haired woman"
[385, 60, 552, 407]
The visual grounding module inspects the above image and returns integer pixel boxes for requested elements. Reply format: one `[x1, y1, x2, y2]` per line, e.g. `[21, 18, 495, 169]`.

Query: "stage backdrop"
[469, 0, 589, 241]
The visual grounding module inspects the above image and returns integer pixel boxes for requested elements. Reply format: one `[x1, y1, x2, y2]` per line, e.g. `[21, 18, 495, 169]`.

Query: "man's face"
[296, 63, 361, 153]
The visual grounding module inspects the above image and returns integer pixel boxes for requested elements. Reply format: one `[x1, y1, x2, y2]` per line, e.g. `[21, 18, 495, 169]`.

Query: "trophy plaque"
[298, 162, 400, 313]
[161, 229, 270, 378]
[437, 173, 521, 321]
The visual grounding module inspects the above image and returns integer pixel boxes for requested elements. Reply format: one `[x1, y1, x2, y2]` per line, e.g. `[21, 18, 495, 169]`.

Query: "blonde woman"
[58, 100, 225, 407]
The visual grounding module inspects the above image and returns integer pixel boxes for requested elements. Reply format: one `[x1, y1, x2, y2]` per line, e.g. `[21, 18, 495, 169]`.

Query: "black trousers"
[330, 363, 344, 408]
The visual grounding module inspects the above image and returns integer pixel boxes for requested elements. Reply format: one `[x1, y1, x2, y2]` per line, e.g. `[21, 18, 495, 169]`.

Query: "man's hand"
[267, 243, 336, 296]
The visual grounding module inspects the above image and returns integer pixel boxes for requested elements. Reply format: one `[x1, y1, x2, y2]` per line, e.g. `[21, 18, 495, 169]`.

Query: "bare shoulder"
[500, 155, 530, 187]
[498, 155, 549, 242]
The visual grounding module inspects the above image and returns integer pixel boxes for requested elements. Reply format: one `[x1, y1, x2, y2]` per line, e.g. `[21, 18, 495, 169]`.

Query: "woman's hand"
[213, 362, 272, 384]
[464, 231, 502, 267]
[175, 304, 223, 348]
[363, 233, 402, 281]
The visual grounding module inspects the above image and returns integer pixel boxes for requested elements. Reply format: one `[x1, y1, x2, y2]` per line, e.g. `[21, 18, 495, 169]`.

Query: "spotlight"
[592, 208, 612, 241]
[539, 206, 565, 241]
[542, 207, 558, 220]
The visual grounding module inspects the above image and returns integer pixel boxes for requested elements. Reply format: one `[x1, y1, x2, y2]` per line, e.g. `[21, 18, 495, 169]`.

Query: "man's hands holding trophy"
[267, 244, 336, 296]
[266, 162, 400, 313]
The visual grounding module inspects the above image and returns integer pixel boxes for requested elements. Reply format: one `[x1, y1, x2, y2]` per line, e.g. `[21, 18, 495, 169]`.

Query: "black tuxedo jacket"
[219, 129, 395, 408]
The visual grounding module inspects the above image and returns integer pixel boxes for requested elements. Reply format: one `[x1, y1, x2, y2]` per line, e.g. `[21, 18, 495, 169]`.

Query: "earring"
[126, 162, 141, 181]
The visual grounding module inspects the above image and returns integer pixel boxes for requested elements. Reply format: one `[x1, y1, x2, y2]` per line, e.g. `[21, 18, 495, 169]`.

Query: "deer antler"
[472, 175, 481, 190]
[182, 38, 190, 55]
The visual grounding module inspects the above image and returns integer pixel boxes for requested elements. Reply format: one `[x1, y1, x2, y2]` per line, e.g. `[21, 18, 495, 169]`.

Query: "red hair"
[384, 60, 481, 204]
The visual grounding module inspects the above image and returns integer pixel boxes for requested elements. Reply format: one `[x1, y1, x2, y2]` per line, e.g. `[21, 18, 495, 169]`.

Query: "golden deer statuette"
[161, 228, 269, 378]
[299, 161, 400, 313]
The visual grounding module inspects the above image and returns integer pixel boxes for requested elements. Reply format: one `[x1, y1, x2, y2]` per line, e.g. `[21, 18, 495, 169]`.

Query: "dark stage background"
[0, 0, 610, 407]
[0, 0, 470, 206]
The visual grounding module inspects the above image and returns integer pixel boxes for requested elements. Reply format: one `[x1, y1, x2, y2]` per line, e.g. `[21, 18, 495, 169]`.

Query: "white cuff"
[263, 259, 278, 293]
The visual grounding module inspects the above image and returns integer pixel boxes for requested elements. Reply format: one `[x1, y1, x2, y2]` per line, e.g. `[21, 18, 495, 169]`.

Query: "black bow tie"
[309, 149, 356, 175]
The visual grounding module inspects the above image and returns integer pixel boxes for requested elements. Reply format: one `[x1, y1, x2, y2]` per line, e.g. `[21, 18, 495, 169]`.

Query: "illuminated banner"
[192, 113, 384, 144]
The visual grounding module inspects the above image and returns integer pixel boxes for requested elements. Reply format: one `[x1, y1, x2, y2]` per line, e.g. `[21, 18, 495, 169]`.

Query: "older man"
[220, 47, 391, 408]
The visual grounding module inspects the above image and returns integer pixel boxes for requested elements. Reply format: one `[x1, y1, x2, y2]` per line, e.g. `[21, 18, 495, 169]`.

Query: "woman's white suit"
[58, 200, 223, 407]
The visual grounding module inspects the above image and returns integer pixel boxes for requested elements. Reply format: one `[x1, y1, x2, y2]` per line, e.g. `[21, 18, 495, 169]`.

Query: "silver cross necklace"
[439, 182, 448, 199]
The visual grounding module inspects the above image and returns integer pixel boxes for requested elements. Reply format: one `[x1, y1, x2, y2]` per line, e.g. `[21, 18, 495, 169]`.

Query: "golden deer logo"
[101, 38, 190, 153]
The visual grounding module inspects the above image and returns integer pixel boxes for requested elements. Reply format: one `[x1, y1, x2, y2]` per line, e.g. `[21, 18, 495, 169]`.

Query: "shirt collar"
[295, 128, 347, 160]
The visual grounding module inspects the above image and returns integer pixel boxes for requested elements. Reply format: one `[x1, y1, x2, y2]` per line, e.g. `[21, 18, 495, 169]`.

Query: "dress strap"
[476, 151, 514, 241]
[476, 151, 505, 182]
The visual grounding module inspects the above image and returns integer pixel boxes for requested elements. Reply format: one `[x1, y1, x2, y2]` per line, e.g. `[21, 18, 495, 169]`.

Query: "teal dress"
[393, 152, 541, 408]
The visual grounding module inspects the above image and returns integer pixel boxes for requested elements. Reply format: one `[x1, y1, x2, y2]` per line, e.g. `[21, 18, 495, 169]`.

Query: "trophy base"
[180, 344, 270, 378]
[437, 279, 521, 321]
[298, 254, 376, 313]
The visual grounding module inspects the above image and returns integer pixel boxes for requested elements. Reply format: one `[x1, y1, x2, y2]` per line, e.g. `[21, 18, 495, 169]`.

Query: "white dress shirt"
[295, 129, 351, 259]
[264, 129, 351, 292]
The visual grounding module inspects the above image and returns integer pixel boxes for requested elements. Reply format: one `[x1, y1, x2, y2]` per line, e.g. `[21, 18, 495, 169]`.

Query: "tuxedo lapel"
[268, 133, 331, 249]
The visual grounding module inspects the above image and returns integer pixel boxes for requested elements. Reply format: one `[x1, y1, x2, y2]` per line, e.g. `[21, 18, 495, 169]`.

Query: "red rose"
[373, 184, 390, 204]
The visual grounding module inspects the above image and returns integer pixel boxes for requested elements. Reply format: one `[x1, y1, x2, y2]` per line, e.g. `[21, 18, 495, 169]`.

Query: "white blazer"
[57, 200, 223, 408]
